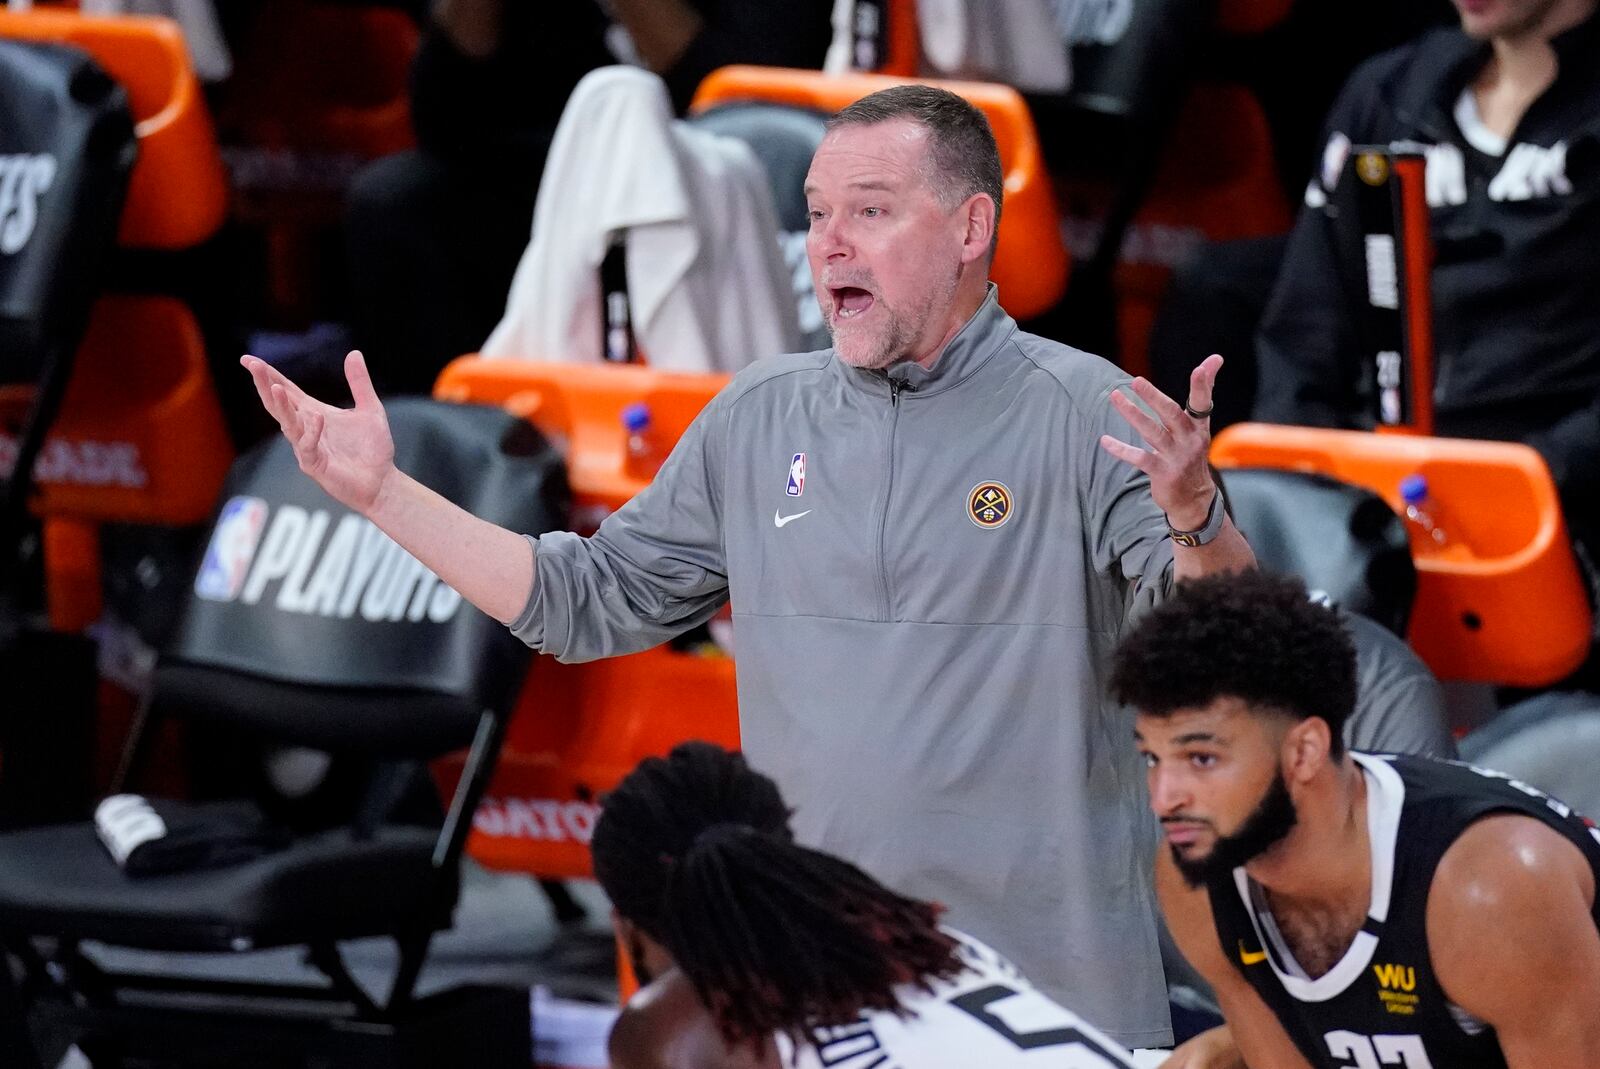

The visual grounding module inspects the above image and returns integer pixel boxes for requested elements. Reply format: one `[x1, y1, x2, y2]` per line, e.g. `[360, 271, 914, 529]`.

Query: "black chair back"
[165, 398, 568, 756]
[1219, 466, 1416, 635]
[0, 39, 134, 382]
[0, 40, 135, 551]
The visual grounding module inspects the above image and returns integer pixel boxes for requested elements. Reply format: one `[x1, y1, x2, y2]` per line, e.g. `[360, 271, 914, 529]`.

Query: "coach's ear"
[1283, 716, 1335, 784]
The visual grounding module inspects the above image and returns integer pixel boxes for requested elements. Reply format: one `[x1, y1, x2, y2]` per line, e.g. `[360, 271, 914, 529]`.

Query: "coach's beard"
[1172, 771, 1299, 889]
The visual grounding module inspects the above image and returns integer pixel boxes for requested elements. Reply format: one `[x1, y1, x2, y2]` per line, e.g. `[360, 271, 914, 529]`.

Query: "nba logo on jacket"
[786, 453, 806, 497]
[195, 496, 269, 601]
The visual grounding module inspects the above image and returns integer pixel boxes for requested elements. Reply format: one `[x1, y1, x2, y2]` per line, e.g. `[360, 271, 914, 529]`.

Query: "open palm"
[240, 350, 396, 515]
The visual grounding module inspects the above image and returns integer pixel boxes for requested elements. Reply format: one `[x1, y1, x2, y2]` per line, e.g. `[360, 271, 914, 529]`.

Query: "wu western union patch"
[968, 481, 1014, 529]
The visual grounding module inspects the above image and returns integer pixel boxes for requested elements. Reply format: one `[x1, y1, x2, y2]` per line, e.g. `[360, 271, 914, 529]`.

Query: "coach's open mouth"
[831, 286, 875, 319]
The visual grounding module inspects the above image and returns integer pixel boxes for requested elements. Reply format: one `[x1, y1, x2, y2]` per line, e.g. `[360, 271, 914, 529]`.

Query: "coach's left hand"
[1099, 353, 1223, 532]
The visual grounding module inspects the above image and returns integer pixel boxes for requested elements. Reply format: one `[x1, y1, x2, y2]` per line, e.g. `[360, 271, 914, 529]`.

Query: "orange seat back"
[0, 8, 227, 249]
[438, 648, 741, 880]
[436, 358, 732, 515]
[1212, 424, 1592, 687]
[0, 296, 230, 527]
[433, 359, 740, 880]
[692, 66, 1070, 321]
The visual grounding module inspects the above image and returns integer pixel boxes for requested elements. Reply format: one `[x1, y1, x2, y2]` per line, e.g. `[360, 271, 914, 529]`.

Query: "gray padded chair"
[688, 101, 831, 351]
[1460, 692, 1600, 818]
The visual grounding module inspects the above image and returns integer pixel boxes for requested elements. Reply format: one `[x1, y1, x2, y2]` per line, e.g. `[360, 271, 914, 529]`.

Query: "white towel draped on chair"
[483, 66, 798, 373]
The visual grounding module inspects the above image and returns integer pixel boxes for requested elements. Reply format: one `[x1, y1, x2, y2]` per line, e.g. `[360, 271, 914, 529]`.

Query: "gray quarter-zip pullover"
[513, 287, 1178, 1046]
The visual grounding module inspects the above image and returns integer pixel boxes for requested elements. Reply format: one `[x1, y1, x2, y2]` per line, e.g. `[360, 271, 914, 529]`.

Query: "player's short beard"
[1171, 771, 1299, 889]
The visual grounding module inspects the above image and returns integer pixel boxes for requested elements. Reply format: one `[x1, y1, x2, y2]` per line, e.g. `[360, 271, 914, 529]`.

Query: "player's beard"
[1172, 771, 1299, 889]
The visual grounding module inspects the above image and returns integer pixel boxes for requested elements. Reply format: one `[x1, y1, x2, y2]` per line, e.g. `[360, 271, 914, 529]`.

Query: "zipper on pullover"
[877, 379, 915, 619]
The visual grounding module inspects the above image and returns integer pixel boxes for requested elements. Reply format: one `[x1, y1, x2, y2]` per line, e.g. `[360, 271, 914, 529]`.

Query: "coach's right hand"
[241, 350, 396, 517]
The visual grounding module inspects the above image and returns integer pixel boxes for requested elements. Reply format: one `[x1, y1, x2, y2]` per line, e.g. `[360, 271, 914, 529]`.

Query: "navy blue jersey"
[1207, 753, 1600, 1069]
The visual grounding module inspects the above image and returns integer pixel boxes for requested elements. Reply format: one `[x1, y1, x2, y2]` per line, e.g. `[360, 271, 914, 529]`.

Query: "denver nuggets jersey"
[775, 931, 1139, 1069]
[1208, 753, 1600, 1069]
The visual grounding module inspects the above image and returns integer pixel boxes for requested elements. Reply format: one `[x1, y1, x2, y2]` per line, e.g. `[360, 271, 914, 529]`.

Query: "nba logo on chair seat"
[786, 453, 806, 497]
[195, 496, 269, 601]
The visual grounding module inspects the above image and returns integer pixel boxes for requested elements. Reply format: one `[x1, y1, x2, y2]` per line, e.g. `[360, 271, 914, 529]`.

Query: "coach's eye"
[1189, 752, 1218, 770]
[1139, 752, 1158, 769]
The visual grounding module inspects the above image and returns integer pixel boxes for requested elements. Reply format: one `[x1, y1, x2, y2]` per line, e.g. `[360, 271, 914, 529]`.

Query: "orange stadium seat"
[432, 359, 739, 882]
[692, 66, 1071, 322]
[1212, 424, 1593, 688]
[0, 9, 233, 634]
[0, 8, 226, 249]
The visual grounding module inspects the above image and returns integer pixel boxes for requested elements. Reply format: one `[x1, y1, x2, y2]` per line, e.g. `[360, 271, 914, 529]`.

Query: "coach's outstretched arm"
[241, 351, 535, 624]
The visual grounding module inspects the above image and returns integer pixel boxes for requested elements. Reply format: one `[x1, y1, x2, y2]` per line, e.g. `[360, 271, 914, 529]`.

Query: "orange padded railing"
[691, 66, 1070, 321]
[1212, 424, 1592, 687]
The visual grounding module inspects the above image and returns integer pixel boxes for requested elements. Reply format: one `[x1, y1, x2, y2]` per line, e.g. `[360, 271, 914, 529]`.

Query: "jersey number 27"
[1325, 1030, 1436, 1069]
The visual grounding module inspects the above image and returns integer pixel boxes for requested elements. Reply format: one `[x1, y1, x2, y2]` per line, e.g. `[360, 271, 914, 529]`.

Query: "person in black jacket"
[1253, 0, 1600, 575]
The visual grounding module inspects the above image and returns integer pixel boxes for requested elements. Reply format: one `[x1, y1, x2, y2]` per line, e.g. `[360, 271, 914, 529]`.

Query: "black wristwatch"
[1167, 489, 1225, 547]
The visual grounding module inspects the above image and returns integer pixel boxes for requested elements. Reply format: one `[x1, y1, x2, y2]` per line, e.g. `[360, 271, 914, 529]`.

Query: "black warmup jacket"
[1254, 14, 1600, 551]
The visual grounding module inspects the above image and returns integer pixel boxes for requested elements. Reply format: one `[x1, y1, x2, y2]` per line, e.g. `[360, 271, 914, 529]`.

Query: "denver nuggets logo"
[967, 481, 1014, 529]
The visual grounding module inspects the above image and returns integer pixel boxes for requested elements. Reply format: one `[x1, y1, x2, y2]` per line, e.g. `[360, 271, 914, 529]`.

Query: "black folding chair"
[0, 38, 135, 604]
[0, 398, 567, 1068]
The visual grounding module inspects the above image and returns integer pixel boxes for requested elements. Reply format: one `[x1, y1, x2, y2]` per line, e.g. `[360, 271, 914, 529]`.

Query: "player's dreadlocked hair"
[661, 823, 964, 1046]
[591, 741, 794, 943]
[591, 742, 964, 1046]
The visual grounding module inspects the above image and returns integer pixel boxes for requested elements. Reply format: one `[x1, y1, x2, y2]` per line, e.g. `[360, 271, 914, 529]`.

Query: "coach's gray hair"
[826, 84, 1003, 252]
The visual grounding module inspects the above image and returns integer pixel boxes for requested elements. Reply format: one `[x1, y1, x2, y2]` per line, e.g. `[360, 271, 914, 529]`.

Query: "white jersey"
[775, 931, 1140, 1069]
